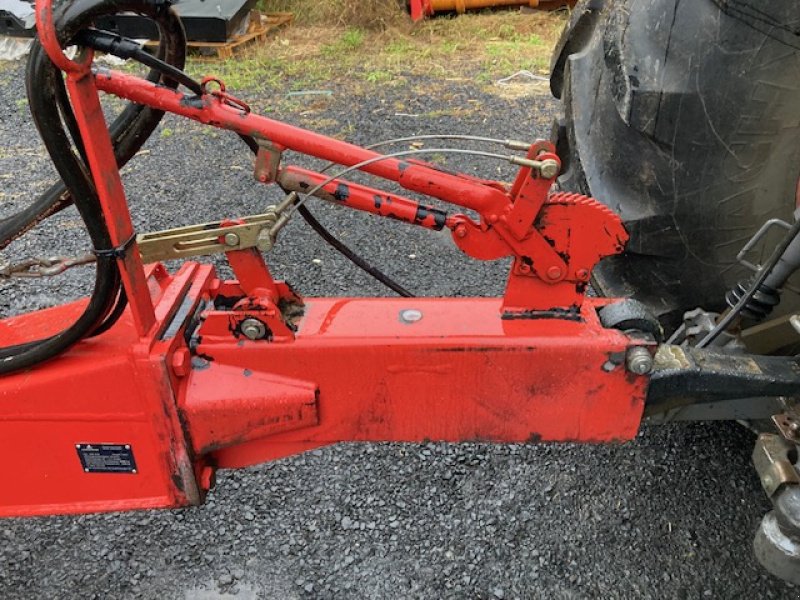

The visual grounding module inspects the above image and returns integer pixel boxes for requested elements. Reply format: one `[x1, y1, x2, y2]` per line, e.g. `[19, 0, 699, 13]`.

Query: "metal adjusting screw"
[539, 159, 560, 179]
[240, 318, 267, 340]
[626, 347, 654, 375]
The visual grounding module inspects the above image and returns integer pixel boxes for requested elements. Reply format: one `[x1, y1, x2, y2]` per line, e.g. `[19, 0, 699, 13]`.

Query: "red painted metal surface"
[0, 1, 649, 517]
[0, 264, 209, 516]
[0, 265, 648, 516]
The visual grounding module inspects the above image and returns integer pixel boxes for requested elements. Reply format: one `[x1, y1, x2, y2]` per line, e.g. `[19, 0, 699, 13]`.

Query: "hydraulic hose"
[0, 1, 187, 250]
[0, 0, 188, 373]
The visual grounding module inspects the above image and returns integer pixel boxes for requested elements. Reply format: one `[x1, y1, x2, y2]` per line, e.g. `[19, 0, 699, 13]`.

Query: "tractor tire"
[550, 0, 800, 330]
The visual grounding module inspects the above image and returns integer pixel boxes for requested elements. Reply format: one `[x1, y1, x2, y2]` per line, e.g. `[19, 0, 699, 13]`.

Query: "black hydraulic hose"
[296, 204, 414, 297]
[0, 40, 121, 369]
[89, 289, 128, 337]
[74, 28, 203, 95]
[0, 3, 187, 250]
[0, 0, 187, 372]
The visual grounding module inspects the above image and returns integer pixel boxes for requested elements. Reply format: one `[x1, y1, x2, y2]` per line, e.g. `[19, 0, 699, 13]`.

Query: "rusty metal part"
[773, 405, 800, 443]
[752, 432, 800, 585]
[408, 0, 575, 20]
[0, 253, 96, 279]
[753, 433, 800, 498]
[645, 346, 800, 416]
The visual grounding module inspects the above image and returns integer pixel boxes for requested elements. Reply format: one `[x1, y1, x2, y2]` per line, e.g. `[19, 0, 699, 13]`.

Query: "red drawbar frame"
[0, 0, 650, 517]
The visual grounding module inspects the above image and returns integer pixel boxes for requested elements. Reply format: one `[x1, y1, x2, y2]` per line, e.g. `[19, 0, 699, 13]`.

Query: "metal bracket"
[137, 213, 278, 263]
[137, 191, 299, 263]
[752, 433, 800, 498]
[773, 404, 800, 443]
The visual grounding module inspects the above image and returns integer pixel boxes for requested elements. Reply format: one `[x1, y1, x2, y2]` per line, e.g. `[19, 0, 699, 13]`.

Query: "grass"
[259, 0, 408, 30]
[185, 9, 567, 98]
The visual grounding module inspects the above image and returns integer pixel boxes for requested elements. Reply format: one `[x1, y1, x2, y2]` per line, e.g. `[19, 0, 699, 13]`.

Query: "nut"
[240, 318, 267, 340]
[546, 266, 562, 280]
[626, 347, 654, 375]
[224, 232, 240, 247]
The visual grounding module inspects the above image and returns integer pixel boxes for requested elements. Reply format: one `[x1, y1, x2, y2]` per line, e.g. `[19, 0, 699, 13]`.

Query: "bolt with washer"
[626, 347, 654, 375]
[240, 318, 268, 340]
[539, 159, 560, 179]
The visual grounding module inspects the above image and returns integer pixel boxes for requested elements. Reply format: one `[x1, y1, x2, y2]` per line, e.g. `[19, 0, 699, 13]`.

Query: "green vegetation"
[183, 9, 567, 98]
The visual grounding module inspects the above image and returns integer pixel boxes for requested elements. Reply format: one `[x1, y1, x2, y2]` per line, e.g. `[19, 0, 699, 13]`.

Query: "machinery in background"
[1, 0, 263, 43]
[409, 0, 575, 21]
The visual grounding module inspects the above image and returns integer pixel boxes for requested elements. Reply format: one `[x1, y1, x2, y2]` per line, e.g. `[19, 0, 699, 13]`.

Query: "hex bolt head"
[224, 232, 240, 247]
[546, 266, 563, 280]
[539, 159, 560, 179]
[240, 318, 267, 340]
[626, 347, 654, 375]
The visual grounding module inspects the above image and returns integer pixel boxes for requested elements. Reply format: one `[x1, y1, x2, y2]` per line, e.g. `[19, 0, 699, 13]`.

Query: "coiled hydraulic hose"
[0, 0, 188, 373]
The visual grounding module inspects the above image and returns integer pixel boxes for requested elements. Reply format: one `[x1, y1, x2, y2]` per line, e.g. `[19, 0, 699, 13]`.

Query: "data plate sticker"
[76, 443, 137, 474]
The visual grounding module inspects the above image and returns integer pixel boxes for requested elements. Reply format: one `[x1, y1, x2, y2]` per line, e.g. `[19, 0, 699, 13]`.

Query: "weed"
[259, 0, 407, 31]
[321, 28, 365, 56]
[365, 70, 393, 83]
[181, 10, 566, 98]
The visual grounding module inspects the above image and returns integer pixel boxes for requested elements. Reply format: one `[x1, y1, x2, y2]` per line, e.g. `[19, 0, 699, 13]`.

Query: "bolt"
[488, 214, 498, 224]
[626, 347, 654, 375]
[455, 225, 467, 239]
[400, 309, 423, 324]
[789, 420, 800, 437]
[224, 232, 240, 247]
[539, 159, 560, 179]
[171, 348, 191, 378]
[240, 318, 267, 340]
[546, 266, 562, 280]
[519, 263, 531, 274]
[576, 269, 590, 281]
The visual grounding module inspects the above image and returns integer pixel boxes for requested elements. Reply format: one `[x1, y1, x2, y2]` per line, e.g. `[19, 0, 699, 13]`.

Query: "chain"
[0, 252, 96, 279]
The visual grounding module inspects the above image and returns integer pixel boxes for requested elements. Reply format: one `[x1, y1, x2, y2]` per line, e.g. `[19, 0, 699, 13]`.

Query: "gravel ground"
[0, 58, 798, 599]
